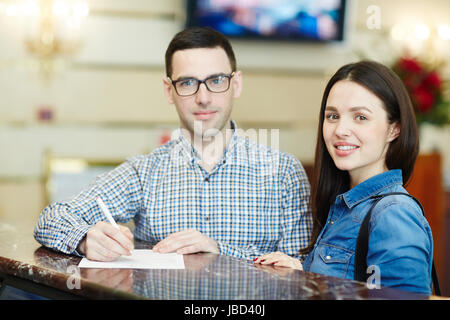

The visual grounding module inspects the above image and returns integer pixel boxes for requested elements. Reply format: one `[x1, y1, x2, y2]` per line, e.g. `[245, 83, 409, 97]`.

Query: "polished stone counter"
[0, 218, 431, 300]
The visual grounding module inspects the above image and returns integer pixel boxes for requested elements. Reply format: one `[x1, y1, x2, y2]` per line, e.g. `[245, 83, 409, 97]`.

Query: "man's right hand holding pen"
[77, 221, 134, 262]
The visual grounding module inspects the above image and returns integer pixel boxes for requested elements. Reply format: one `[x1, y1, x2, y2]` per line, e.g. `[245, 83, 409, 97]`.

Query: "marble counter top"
[0, 218, 430, 300]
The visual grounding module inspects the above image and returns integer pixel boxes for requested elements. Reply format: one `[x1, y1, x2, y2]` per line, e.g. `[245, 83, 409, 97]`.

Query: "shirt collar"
[341, 169, 403, 208]
[173, 120, 239, 165]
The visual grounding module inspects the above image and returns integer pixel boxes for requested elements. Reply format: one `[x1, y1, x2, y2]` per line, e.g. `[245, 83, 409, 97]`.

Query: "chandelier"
[3, 0, 89, 59]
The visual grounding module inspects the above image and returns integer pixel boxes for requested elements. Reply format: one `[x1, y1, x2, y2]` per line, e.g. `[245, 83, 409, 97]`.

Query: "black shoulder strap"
[354, 192, 441, 296]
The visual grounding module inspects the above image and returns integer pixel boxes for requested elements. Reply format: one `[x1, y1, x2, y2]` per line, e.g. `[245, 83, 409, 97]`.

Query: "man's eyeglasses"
[168, 72, 235, 96]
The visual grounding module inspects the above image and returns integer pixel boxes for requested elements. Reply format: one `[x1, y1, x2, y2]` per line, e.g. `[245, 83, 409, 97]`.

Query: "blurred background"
[0, 0, 449, 295]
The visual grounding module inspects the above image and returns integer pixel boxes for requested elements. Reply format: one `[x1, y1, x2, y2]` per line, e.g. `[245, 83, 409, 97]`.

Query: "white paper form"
[78, 249, 185, 269]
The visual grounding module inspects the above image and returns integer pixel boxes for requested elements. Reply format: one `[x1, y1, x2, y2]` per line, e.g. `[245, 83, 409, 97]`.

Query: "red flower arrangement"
[392, 56, 449, 126]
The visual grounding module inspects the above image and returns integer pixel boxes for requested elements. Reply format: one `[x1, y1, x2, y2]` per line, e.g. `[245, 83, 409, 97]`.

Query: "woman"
[254, 61, 433, 295]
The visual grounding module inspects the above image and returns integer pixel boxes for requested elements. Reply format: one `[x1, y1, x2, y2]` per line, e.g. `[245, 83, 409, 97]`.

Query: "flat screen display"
[186, 0, 347, 42]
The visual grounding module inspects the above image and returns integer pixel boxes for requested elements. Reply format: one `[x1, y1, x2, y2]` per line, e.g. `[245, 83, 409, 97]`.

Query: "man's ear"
[163, 77, 175, 104]
[231, 70, 243, 99]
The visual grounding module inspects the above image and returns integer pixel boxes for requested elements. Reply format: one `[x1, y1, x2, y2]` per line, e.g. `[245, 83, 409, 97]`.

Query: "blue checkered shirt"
[34, 123, 312, 260]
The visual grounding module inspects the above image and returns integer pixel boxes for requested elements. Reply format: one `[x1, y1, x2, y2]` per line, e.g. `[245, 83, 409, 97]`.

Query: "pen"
[96, 196, 120, 230]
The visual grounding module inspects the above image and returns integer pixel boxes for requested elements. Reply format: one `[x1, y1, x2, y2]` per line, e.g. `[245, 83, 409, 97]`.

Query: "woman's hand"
[253, 251, 303, 270]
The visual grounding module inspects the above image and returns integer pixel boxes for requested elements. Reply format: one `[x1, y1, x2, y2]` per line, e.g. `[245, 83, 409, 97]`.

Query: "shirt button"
[204, 177, 209, 182]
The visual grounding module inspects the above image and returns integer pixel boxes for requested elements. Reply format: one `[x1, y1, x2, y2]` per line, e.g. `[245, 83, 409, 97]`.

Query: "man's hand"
[152, 229, 219, 255]
[77, 221, 134, 261]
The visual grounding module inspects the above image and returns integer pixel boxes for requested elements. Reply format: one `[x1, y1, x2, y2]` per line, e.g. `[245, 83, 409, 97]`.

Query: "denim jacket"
[302, 169, 433, 295]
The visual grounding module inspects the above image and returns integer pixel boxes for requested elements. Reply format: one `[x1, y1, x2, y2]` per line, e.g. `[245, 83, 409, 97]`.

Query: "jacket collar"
[341, 169, 403, 209]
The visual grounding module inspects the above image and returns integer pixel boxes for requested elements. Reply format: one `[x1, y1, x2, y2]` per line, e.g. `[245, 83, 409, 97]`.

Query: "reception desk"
[0, 218, 430, 301]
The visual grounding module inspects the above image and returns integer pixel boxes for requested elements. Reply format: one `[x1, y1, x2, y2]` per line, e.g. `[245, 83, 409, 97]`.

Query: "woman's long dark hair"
[300, 60, 419, 255]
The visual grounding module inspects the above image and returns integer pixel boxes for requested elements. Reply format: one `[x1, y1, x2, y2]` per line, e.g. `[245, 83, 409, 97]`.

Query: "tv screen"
[186, 0, 347, 42]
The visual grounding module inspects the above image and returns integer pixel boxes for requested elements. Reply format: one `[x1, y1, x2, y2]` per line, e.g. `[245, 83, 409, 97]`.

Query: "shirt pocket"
[317, 244, 353, 279]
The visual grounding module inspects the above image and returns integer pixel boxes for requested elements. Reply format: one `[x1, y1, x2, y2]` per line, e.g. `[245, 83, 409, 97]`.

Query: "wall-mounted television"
[186, 0, 347, 42]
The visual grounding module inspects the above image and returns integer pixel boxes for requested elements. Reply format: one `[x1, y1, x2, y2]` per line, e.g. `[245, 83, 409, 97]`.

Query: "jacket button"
[326, 255, 331, 260]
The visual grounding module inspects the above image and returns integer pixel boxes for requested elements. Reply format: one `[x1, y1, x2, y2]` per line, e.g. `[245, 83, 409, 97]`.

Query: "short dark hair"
[165, 27, 237, 77]
[300, 60, 419, 255]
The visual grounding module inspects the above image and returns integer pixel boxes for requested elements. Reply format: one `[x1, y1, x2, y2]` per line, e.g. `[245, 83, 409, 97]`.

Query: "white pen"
[96, 196, 120, 229]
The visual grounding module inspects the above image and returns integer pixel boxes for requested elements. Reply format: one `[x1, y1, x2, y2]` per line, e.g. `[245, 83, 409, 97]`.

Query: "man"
[34, 27, 312, 262]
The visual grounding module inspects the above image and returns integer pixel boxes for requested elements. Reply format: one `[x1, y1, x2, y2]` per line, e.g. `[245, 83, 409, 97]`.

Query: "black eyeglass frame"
[168, 72, 235, 96]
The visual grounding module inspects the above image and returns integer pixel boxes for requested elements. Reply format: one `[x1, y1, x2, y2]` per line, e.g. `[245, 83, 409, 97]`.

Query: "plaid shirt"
[34, 122, 312, 260]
